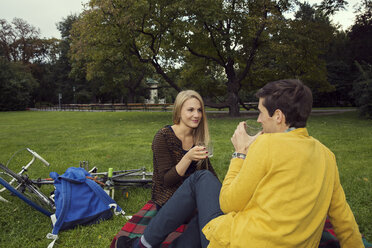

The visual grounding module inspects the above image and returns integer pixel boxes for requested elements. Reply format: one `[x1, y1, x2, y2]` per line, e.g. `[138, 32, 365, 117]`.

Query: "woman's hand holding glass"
[197, 142, 213, 158]
[185, 145, 210, 162]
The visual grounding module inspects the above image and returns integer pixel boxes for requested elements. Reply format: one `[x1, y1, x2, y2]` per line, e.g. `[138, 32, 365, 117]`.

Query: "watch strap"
[232, 152, 246, 160]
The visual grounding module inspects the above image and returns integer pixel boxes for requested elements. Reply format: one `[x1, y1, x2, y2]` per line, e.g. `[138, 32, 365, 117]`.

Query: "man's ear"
[274, 109, 286, 124]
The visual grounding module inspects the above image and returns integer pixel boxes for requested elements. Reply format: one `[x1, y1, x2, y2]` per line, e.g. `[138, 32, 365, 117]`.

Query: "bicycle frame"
[92, 168, 150, 179]
[30, 168, 152, 186]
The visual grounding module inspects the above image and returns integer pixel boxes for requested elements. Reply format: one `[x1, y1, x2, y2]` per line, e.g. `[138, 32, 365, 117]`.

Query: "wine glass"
[197, 141, 213, 158]
[245, 121, 262, 136]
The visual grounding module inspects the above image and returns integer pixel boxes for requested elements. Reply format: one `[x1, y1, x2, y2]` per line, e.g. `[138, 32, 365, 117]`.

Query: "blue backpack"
[46, 167, 124, 247]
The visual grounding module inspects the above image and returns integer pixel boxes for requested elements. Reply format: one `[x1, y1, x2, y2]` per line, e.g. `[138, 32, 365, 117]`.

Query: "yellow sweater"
[203, 128, 363, 248]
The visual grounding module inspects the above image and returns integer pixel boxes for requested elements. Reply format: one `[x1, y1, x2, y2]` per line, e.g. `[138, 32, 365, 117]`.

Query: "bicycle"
[0, 148, 153, 217]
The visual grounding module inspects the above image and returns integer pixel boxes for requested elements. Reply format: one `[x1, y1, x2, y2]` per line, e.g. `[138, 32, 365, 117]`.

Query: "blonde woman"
[151, 90, 218, 209]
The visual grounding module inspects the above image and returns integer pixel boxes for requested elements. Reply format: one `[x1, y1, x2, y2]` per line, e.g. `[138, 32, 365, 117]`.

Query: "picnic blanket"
[110, 200, 186, 248]
[111, 200, 372, 248]
[319, 218, 372, 248]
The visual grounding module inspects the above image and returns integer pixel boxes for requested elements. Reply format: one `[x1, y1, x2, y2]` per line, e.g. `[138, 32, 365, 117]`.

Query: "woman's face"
[179, 98, 202, 129]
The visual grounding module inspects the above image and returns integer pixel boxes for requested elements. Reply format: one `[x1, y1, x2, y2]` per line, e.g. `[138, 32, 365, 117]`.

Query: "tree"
[69, 7, 153, 103]
[348, 0, 372, 65]
[0, 18, 62, 106]
[0, 57, 37, 110]
[0, 18, 59, 66]
[71, 0, 297, 116]
[314, 1, 372, 108]
[262, 3, 335, 90]
[320, 30, 356, 107]
[70, 0, 348, 115]
[317, 0, 348, 15]
[53, 15, 91, 104]
[352, 62, 372, 118]
[0, 18, 47, 64]
[32, 14, 93, 105]
[349, 1, 372, 117]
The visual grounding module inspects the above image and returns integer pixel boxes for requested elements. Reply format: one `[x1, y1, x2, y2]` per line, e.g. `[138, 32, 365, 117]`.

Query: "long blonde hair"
[172, 90, 210, 148]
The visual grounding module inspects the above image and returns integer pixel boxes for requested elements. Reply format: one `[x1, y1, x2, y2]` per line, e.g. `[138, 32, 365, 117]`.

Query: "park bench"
[243, 102, 258, 110]
[143, 103, 173, 111]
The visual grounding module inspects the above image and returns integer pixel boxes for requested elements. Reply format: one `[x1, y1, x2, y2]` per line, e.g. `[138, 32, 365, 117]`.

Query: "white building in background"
[145, 78, 165, 104]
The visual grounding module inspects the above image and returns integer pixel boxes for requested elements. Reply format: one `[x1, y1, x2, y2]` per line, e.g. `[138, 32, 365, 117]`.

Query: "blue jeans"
[143, 170, 223, 248]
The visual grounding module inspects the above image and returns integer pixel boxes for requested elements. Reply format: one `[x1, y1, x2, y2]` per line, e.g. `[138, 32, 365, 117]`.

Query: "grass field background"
[0, 110, 371, 247]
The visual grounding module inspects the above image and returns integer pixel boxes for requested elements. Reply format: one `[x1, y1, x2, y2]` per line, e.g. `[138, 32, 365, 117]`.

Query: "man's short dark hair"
[255, 79, 313, 128]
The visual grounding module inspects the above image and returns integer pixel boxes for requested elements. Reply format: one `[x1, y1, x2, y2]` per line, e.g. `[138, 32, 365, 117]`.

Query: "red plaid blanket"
[319, 218, 372, 248]
[111, 200, 371, 248]
[110, 200, 186, 248]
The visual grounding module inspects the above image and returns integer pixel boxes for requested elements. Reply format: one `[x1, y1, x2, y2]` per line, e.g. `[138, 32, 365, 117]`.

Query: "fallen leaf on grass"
[363, 177, 368, 182]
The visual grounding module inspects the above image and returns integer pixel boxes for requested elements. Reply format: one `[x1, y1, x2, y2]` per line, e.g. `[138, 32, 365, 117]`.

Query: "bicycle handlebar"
[26, 148, 50, 167]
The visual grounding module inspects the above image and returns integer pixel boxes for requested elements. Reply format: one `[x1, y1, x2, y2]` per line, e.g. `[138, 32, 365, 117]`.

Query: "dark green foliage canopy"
[0, 57, 37, 110]
[2, 0, 371, 115]
[352, 62, 372, 118]
[69, 0, 340, 116]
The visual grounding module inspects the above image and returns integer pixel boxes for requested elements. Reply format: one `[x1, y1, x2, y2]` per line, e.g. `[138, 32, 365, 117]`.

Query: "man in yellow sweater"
[117, 79, 364, 248]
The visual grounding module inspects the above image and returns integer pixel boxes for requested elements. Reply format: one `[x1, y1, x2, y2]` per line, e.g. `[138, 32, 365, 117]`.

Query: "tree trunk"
[226, 61, 240, 117]
[127, 89, 135, 103]
[227, 90, 240, 117]
[226, 80, 240, 117]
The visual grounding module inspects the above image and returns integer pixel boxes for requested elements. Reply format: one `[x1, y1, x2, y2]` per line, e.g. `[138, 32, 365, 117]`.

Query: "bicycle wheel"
[0, 163, 55, 216]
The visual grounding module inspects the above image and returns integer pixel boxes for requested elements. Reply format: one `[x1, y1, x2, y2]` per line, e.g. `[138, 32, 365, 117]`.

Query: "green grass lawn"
[0, 110, 371, 247]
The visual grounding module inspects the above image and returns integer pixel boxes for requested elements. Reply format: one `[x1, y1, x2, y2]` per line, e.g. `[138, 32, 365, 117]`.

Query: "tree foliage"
[69, 6, 153, 103]
[51, 15, 92, 104]
[320, 31, 355, 106]
[317, 0, 348, 15]
[0, 18, 58, 64]
[349, 1, 372, 117]
[348, 0, 372, 65]
[0, 18, 63, 109]
[0, 57, 37, 110]
[2, 0, 366, 114]
[352, 62, 372, 118]
[264, 2, 335, 91]
[69, 0, 342, 116]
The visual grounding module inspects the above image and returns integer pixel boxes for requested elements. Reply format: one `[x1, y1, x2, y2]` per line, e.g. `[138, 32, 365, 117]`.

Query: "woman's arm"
[152, 131, 182, 186]
[174, 146, 206, 176]
[152, 131, 208, 186]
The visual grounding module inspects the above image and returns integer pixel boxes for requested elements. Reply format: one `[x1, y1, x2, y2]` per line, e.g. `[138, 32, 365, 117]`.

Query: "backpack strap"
[46, 233, 58, 248]
[47, 178, 72, 248]
[85, 179, 125, 216]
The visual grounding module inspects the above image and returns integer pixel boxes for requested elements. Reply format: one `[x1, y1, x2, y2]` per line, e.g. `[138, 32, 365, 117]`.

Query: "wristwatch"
[232, 152, 246, 160]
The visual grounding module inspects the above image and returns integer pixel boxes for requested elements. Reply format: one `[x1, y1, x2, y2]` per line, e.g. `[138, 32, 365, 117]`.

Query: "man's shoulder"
[256, 128, 330, 147]
[311, 137, 335, 158]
